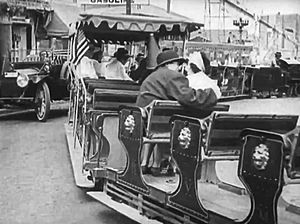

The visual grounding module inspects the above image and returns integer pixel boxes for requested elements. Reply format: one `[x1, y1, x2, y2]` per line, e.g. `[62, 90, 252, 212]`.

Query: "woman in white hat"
[186, 51, 221, 99]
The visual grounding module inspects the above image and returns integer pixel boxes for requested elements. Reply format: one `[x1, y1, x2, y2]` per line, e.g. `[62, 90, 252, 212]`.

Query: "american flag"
[70, 26, 89, 66]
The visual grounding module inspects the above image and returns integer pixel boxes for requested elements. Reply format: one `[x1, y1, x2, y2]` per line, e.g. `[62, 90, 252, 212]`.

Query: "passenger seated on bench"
[77, 44, 99, 79]
[137, 50, 218, 176]
[129, 56, 154, 84]
[104, 48, 133, 81]
[187, 51, 222, 99]
[92, 47, 105, 78]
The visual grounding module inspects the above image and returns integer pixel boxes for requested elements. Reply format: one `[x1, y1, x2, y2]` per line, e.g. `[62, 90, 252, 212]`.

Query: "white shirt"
[104, 58, 132, 80]
[187, 71, 222, 99]
[77, 56, 98, 79]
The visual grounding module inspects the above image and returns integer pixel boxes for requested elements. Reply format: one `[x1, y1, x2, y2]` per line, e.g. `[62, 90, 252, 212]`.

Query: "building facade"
[0, 0, 52, 72]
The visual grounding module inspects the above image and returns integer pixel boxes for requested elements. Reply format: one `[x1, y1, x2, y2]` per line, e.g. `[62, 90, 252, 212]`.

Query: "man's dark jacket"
[136, 66, 218, 108]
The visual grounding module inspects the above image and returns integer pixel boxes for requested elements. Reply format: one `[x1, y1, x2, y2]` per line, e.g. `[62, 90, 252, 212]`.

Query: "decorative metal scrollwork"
[124, 114, 135, 133]
[252, 143, 270, 170]
[178, 127, 191, 150]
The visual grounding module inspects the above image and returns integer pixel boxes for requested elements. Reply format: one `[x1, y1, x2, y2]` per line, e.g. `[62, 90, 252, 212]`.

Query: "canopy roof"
[78, 4, 203, 43]
[46, 2, 81, 37]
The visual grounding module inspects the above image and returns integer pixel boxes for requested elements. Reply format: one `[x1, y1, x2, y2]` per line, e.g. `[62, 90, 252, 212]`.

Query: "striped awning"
[77, 4, 203, 43]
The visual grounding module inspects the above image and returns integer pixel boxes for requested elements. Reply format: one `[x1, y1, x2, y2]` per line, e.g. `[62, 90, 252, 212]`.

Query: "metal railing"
[10, 48, 68, 63]
[7, 0, 53, 11]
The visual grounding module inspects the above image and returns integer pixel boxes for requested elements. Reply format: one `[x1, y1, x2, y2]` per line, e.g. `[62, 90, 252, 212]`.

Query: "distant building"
[0, 0, 80, 70]
[0, 0, 52, 72]
[259, 13, 300, 60]
[198, 13, 300, 64]
[201, 29, 249, 44]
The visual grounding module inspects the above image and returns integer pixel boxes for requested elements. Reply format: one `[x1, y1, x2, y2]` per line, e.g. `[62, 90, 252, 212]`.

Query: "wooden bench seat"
[290, 132, 300, 178]
[93, 89, 138, 110]
[205, 113, 298, 157]
[83, 87, 140, 177]
[145, 100, 230, 140]
[83, 79, 140, 95]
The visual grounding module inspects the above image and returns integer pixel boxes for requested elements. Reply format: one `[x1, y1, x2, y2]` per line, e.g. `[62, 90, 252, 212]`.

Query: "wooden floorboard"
[216, 160, 300, 209]
[198, 182, 300, 223]
[143, 174, 179, 194]
[65, 123, 94, 188]
[87, 191, 162, 224]
[281, 184, 300, 211]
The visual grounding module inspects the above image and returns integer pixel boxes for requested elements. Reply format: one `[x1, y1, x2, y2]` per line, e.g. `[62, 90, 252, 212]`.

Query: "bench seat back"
[205, 113, 298, 156]
[146, 100, 230, 139]
[93, 89, 138, 110]
[83, 79, 140, 94]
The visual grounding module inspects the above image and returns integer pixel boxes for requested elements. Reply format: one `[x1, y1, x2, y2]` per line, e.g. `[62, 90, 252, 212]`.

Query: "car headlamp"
[16, 73, 29, 88]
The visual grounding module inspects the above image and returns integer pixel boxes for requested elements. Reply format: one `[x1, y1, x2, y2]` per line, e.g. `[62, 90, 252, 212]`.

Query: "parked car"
[0, 51, 69, 121]
[279, 58, 300, 96]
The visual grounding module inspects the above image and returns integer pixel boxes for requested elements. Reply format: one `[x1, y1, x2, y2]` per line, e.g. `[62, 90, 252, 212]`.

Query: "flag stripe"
[70, 27, 89, 65]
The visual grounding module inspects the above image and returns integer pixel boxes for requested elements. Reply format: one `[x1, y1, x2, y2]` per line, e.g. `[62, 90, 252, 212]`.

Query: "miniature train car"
[65, 7, 300, 224]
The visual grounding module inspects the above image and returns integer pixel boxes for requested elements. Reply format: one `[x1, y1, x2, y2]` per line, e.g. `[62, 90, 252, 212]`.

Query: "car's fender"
[29, 74, 49, 84]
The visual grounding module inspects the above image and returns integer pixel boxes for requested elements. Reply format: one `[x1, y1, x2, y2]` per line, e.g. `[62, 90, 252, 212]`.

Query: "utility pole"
[233, 17, 249, 64]
[167, 0, 171, 13]
[126, 0, 131, 15]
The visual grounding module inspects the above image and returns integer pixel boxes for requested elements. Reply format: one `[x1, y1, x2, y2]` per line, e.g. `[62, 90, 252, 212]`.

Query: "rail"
[10, 49, 68, 63]
[7, 0, 53, 11]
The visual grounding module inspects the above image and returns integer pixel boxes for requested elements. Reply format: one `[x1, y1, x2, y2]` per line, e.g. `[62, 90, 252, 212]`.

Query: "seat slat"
[84, 79, 140, 94]
[206, 113, 298, 156]
[93, 89, 138, 110]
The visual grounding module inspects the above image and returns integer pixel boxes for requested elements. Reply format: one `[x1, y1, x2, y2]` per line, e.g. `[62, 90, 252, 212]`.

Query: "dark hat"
[137, 53, 144, 57]
[275, 52, 282, 56]
[87, 43, 101, 53]
[114, 48, 132, 60]
[156, 50, 187, 68]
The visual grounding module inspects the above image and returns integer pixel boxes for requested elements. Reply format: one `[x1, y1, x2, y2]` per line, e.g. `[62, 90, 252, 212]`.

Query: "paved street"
[0, 110, 136, 224]
[1, 97, 300, 224]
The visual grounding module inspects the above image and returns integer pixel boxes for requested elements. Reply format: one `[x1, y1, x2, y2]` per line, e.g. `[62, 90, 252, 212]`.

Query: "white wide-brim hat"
[188, 51, 205, 72]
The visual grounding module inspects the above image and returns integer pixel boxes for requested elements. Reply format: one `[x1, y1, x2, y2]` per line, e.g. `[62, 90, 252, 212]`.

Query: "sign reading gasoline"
[88, 0, 135, 4]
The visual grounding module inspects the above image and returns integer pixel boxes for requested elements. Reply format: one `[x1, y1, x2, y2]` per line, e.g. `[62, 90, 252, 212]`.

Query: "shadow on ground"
[0, 109, 68, 121]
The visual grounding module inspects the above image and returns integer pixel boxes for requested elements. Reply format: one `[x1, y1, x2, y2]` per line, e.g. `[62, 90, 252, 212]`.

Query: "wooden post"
[0, 20, 12, 73]
[182, 32, 188, 58]
[167, 0, 171, 13]
[126, 0, 131, 15]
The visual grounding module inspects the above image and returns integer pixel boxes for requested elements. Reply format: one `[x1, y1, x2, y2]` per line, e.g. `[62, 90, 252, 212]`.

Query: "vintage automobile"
[279, 58, 300, 96]
[210, 64, 289, 98]
[0, 50, 69, 121]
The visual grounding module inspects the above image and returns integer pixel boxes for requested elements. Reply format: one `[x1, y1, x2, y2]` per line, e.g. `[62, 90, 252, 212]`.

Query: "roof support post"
[167, 0, 171, 13]
[126, 0, 131, 15]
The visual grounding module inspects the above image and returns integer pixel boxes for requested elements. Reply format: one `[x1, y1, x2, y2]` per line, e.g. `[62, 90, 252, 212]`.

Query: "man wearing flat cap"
[137, 50, 218, 176]
[104, 48, 133, 80]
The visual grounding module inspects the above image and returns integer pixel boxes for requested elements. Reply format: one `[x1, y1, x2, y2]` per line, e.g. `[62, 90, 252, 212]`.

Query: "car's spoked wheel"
[35, 82, 51, 122]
